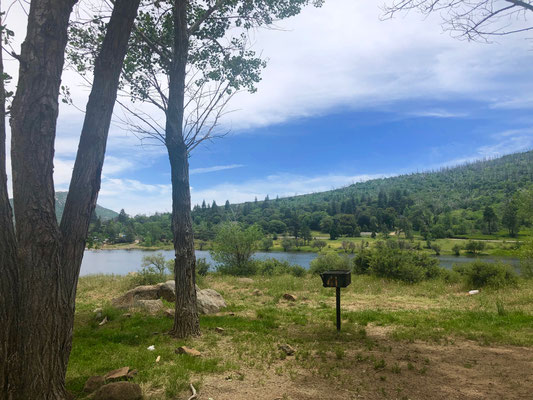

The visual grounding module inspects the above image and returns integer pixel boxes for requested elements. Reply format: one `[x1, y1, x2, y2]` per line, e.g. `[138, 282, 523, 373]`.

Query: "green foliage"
[255, 258, 306, 277]
[131, 253, 172, 285]
[309, 252, 351, 275]
[260, 236, 274, 251]
[211, 223, 262, 276]
[452, 243, 462, 256]
[368, 246, 440, 283]
[196, 257, 210, 276]
[465, 240, 486, 255]
[453, 261, 517, 288]
[519, 240, 533, 278]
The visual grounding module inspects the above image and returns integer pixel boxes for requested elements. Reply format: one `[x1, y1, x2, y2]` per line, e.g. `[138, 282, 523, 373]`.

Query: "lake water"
[80, 249, 520, 276]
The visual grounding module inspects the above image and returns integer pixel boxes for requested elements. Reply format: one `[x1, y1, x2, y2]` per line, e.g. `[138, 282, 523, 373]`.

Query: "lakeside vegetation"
[69, 269, 533, 399]
[86, 151, 533, 259]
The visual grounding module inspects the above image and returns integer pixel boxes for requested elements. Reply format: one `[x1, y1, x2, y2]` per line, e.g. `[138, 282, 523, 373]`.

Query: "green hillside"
[9, 191, 118, 222]
[191, 150, 533, 240]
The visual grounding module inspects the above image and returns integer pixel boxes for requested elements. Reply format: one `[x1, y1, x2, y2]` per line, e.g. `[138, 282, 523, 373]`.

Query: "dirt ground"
[198, 326, 533, 400]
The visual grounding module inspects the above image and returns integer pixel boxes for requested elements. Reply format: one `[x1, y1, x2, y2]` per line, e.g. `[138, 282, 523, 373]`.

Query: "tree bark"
[0, 2, 19, 396]
[167, 0, 200, 338]
[3, 0, 140, 397]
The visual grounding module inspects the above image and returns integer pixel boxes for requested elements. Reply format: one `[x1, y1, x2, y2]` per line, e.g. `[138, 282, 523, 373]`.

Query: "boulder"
[92, 382, 142, 400]
[134, 299, 164, 315]
[83, 376, 105, 393]
[112, 281, 226, 315]
[112, 285, 161, 308]
[197, 288, 226, 314]
[159, 280, 176, 302]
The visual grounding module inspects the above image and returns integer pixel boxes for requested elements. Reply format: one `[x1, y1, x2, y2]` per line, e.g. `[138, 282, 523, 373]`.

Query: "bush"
[253, 258, 307, 277]
[260, 237, 274, 252]
[368, 247, 440, 283]
[452, 243, 462, 256]
[353, 248, 372, 275]
[196, 257, 210, 276]
[519, 240, 533, 278]
[309, 253, 351, 275]
[465, 240, 486, 255]
[132, 253, 172, 285]
[211, 223, 262, 276]
[453, 260, 517, 288]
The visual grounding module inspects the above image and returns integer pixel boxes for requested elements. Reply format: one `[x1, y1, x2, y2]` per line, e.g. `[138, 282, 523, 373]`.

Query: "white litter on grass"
[156, 355, 161, 363]
[468, 290, 480, 295]
[147, 345, 155, 351]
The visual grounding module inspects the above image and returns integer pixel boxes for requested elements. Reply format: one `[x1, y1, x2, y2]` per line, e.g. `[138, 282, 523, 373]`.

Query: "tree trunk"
[0, 2, 19, 396]
[167, 0, 200, 338]
[2, 0, 140, 397]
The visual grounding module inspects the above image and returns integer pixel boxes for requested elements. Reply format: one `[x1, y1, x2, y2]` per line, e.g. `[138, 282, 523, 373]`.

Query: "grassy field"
[68, 273, 533, 399]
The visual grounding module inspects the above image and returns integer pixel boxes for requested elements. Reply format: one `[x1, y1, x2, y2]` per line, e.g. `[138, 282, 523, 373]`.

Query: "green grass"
[68, 272, 533, 398]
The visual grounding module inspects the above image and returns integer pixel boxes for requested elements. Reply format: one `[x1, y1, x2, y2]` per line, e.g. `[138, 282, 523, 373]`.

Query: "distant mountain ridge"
[9, 191, 118, 222]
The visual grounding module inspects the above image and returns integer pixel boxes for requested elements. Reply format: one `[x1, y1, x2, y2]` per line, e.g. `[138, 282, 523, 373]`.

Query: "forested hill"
[191, 150, 533, 240]
[9, 191, 118, 222]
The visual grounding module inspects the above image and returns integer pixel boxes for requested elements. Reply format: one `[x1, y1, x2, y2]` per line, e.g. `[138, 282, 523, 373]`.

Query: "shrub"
[211, 223, 262, 276]
[254, 258, 306, 277]
[465, 240, 486, 255]
[519, 240, 533, 278]
[368, 247, 440, 283]
[452, 243, 462, 256]
[260, 237, 274, 252]
[132, 253, 172, 285]
[312, 239, 327, 250]
[196, 257, 210, 276]
[453, 260, 517, 288]
[353, 248, 372, 275]
[309, 252, 351, 275]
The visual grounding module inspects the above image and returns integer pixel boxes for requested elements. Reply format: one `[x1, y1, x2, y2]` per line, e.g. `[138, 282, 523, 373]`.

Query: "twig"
[187, 383, 198, 400]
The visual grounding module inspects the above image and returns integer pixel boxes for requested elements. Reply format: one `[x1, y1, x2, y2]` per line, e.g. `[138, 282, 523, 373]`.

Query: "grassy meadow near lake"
[69, 271, 533, 399]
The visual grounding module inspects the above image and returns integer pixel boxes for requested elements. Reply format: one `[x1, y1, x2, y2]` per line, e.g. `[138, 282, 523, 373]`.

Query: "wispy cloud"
[190, 164, 244, 175]
[408, 109, 468, 118]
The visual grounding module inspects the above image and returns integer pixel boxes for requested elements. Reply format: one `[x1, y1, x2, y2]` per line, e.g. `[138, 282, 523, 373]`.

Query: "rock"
[237, 277, 254, 284]
[282, 293, 297, 302]
[197, 288, 226, 314]
[134, 299, 164, 314]
[112, 284, 161, 308]
[155, 355, 161, 363]
[252, 289, 263, 296]
[123, 313, 131, 318]
[93, 308, 103, 318]
[112, 282, 226, 315]
[83, 376, 105, 393]
[215, 327, 225, 333]
[279, 344, 295, 356]
[164, 308, 174, 318]
[104, 366, 130, 381]
[99, 316, 108, 326]
[175, 346, 202, 357]
[468, 290, 480, 295]
[159, 280, 176, 302]
[92, 382, 142, 400]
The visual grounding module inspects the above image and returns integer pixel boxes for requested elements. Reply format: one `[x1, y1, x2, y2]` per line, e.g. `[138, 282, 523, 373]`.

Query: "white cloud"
[478, 129, 533, 157]
[408, 110, 469, 118]
[190, 164, 244, 174]
[190, 172, 389, 206]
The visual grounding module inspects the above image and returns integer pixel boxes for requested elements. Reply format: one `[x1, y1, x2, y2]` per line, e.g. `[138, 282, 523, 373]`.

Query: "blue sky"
[4, 0, 533, 214]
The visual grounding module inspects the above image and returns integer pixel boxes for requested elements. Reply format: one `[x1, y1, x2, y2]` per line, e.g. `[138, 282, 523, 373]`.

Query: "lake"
[80, 249, 520, 276]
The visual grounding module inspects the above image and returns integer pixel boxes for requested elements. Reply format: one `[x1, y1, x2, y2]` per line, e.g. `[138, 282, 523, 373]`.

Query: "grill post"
[336, 286, 341, 331]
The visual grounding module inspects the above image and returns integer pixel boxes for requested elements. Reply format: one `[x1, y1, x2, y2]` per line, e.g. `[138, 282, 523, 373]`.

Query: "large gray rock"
[112, 280, 225, 314]
[134, 299, 164, 314]
[92, 382, 142, 400]
[196, 288, 226, 314]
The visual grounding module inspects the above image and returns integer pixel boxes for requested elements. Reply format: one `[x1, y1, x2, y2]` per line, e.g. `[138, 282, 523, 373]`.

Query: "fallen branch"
[187, 383, 198, 400]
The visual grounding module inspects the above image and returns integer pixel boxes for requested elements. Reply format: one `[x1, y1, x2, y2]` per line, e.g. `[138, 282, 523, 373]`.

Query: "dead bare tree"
[383, 0, 533, 40]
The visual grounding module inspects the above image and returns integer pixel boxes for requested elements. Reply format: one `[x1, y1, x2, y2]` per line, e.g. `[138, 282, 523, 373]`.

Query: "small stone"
[93, 308, 103, 318]
[104, 367, 130, 381]
[237, 277, 254, 284]
[83, 375, 105, 393]
[283, 293, 297, 302]
[215, 327, 225, 333]
[252, 289, 263, 296]
[147, 345, 155, 351]
[164, 308, 174, 318]
[92, 381, 142, 400]
[279, 344, 295, 356]
[175, 346, 202, 357]
[155, 355, 161, 363]
[123, 313, 131, 318]
[99, 316, 108, 326]
[228, 312, 235, 316]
